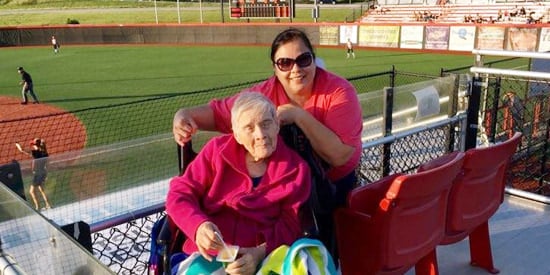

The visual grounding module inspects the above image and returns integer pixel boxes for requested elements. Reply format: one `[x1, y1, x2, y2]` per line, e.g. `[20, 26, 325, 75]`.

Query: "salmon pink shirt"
[210, 67, 363, 181]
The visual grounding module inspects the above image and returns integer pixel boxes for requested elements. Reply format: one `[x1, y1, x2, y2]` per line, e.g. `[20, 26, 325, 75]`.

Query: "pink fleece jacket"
[209, 67, 363, 181]
[166, 134, 311, 255]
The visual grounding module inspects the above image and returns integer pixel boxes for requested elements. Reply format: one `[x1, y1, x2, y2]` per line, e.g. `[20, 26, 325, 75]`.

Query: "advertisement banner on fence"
[319, 25, 339, 46]
[476, 26, 505, 50]
[424, 26, 449, 50]
[400, 25, 424, 49]
[359, 25, 399, 48]
[539, 27, 550, 52]
[448, 26, 475, 51]
[506, 27, 538, 52]
[339, 25, 358, 44]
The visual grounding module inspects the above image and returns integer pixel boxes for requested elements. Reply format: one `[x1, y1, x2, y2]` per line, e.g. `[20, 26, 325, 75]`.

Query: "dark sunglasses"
[274, 52, 313, 72]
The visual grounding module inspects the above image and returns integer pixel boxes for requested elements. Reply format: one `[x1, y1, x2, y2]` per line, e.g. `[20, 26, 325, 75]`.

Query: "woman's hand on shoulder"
[173, 108, 198, 146]
[225, 245, 266, 275]
[277, 104, 305, 125]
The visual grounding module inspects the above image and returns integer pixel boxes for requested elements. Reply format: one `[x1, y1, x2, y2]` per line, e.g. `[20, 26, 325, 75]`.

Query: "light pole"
[199, 0, 203, 23]
[313, 0, 319, 23]
[177, 0, 181, 24]
[154, 0, 158, 24]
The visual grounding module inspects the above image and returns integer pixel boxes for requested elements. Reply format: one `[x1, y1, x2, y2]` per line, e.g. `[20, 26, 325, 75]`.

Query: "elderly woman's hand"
[195, 221, 223, 261]
[225, 246, 266, 275]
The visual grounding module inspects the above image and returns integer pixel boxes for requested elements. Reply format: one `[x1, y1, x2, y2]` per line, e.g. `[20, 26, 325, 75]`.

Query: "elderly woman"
[166, 92, 312, 274]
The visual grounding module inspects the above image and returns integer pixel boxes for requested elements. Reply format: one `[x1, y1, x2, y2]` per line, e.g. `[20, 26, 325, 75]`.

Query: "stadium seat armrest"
[349, 173, 402, 214]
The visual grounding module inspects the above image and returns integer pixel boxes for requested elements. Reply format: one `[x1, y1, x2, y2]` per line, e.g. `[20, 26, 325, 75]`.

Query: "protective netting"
[480, 75, 550, 195]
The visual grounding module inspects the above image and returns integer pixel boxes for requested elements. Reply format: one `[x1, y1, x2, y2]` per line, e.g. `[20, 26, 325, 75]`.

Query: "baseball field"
[0, 31, 528, 210]
[0, 44, 526, 157]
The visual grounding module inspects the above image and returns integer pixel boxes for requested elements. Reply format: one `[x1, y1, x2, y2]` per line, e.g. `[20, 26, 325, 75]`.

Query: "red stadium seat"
[418, 132, 522, 274]
[334, 152, 465, 275]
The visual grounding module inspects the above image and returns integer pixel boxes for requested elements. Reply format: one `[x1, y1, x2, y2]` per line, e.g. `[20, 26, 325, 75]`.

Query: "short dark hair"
[270, 28, 315, 63]
[17, 67, 23, 71]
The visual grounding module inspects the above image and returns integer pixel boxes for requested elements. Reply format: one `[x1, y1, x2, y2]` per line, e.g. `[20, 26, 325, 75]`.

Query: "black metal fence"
[479, 75, 550, 195]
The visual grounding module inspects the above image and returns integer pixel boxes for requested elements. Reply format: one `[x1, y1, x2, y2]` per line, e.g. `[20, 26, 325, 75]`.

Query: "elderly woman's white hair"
[231, 92, 277, 129]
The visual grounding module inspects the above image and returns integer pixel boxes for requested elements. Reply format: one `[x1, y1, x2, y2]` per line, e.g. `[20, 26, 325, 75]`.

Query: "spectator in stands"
[510, 5, 519, 17]
[369, 4, 376, 13]
[374, 4, 381, 14]
[527, 9, 544, 23]
[15, 138, 52, 210]
[475, 13, 484, 23]
[172, 27, 363, 208]
[497, 9, 503, 21]
[414, 10, 422, 21]
[421, 10, 439, 22]
[373, 4, 389, 14]
[519, 6, 526, 17]
[166, 92, 311, 274]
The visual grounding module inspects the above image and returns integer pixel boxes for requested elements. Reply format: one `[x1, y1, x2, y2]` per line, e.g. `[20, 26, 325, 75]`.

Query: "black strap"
[280, 124, 336, 215]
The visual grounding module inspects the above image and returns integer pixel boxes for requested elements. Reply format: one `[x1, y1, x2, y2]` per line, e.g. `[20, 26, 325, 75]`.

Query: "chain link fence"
[357, 115, 465, 185]
[92, 212, 163, 275]
[480, 76, 550, 195]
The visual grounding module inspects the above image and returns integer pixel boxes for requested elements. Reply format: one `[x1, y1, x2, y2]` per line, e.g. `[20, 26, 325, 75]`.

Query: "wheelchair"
[148, 124, 342, 275]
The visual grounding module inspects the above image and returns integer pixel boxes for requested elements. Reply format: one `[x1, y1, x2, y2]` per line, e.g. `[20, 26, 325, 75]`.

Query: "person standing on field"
[15, 138, 52, 210]
[18, 67, 39, 105]
[51, 35, 60, 54]
[346, 38, 355, 59]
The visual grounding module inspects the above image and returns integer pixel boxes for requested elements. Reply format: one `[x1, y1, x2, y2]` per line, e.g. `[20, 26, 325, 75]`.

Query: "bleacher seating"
[361, 2, 549, 23]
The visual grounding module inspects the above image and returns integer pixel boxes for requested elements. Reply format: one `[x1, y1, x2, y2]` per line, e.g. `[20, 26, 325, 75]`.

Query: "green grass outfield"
[0, 44, 525, 145]
[1, 45, 485, 111]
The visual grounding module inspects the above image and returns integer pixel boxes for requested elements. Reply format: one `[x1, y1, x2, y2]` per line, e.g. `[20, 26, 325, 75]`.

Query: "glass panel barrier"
[0, 182, 114, 274]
